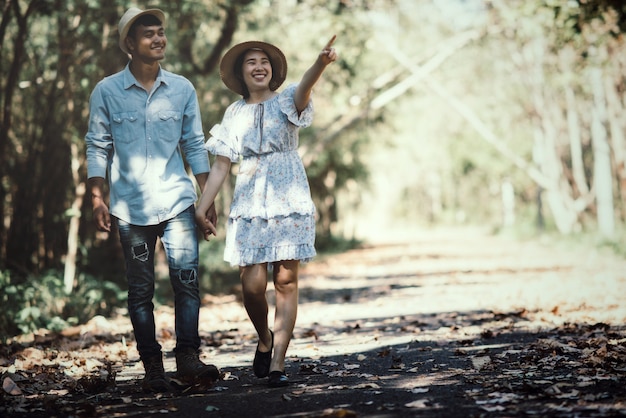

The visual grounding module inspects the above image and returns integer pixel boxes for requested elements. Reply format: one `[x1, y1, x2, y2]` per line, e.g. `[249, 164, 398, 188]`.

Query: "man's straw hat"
[118, 7, 166, 55]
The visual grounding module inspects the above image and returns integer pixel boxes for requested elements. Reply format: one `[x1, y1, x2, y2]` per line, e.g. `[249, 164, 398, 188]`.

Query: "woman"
[196, 36, 337, 387]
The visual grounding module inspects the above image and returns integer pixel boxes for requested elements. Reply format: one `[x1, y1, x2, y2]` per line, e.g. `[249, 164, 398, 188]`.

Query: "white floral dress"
[206, 83, 317, 267]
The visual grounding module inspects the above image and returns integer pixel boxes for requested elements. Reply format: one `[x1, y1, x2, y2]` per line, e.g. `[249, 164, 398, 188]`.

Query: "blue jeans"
[115, 205, 201, 360]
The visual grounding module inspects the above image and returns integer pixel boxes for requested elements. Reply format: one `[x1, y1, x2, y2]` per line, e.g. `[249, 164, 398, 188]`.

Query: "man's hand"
[88, 177, 111, 232]
[92, 198, 111, 232]
[195, 205, 218, 241]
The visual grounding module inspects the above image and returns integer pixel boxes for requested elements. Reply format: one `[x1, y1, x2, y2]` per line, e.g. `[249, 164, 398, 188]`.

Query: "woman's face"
[241, 49, 273, 94]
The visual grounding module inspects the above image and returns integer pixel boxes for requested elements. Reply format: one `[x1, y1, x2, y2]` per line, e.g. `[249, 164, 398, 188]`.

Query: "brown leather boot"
[175, 347, 220, 385]
[141, 354, 171, 393]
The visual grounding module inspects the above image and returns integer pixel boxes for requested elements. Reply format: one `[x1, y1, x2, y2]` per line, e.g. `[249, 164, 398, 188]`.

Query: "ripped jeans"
[115, 205, 201, 360]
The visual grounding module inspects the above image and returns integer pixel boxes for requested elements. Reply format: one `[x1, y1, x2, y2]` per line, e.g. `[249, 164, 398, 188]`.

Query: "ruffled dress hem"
[224, 244, 316, 267]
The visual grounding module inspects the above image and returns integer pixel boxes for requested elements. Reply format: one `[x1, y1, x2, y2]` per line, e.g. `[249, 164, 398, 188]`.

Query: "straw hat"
[219, 41, 287, 96]
[118, 7, 166, 55]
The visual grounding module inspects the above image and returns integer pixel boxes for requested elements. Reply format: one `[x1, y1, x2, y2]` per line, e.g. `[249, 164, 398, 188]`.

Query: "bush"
[0, 270, 126, 340]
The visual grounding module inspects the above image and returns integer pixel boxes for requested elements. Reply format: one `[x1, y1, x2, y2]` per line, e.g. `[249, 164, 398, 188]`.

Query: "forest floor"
[1, 227, 626, 417]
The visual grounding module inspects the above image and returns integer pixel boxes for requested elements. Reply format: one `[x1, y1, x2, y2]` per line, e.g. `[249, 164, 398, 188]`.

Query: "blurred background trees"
[1, 0, 625, 337]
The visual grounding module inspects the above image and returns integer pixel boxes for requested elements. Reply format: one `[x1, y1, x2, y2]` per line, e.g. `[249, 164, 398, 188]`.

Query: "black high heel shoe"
[253, 330, 273, 378]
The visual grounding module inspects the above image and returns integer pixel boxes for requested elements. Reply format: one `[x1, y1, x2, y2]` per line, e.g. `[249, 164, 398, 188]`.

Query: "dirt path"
[1, 228, 625, 417]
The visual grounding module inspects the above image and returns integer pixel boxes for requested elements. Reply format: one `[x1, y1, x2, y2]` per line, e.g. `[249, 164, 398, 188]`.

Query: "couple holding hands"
[86, 7, 337, 391]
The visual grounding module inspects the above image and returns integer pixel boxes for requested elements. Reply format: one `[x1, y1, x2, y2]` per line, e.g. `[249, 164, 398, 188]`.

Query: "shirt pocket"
[111, 111, 139, 144]
[157, 110, 182, 142]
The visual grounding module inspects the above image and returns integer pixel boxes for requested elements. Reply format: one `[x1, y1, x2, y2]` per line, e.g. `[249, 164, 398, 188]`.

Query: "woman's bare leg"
[269, 259, 299, 373]
[240, 263, 272, 351]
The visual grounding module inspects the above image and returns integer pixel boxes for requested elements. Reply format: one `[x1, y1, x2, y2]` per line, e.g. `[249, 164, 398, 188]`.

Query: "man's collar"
[123, 63, 168, 89]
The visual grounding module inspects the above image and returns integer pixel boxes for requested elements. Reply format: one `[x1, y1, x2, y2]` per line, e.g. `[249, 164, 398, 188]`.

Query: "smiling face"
[240, 49, 273, 95]
[127, 21, 166, 62]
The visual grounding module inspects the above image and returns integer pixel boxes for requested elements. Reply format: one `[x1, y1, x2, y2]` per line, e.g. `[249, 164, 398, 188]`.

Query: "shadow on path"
[1, 229, 625, 417]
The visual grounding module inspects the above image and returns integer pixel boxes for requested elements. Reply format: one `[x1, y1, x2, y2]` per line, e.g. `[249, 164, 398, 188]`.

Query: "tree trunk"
[604, 74, 626, 222]
[0, 0, 30, 266]
[501, 179, 515, 227]
[589, 68, 616, 240]
[528, 38, 579, 234]
[64, 143, 85, 294]
[532, 124, 578, 234]
[565, 86, 589, 197]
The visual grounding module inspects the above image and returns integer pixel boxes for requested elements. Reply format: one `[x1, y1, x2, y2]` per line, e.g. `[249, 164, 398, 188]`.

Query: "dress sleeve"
[205, 104, 240, 163]
[278, 83, 314, 128]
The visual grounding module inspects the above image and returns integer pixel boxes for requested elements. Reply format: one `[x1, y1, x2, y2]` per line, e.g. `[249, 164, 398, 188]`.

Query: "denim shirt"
[85, 64, 210, 226]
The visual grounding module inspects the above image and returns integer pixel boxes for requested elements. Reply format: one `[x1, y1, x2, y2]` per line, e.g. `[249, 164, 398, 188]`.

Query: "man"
[85, 7, 218, 392]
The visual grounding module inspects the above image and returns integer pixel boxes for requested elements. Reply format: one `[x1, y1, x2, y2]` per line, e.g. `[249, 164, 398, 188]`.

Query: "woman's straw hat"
[220, 41, 287, 96]
[118, 7, 166, 55]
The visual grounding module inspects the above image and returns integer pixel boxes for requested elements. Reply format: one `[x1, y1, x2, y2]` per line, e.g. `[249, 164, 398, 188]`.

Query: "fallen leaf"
[21, 347, 45, 361]
[410, 387, 429, 394]
[471, 356, 491, 370]
[47, 389, 69, 396]
[405, 399, 429, 408]
[545, 384, 562, 395]
[3, 377, 22, 395]
[377, 348, 391, 357]
[351, 383, 380, 389]
[320, 408, 358, 417]
[328, 370, 351, 377]
[481, 405, 506, 412]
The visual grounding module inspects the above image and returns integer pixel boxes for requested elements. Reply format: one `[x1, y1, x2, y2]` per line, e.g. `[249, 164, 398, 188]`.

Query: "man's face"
[127, 23, 166, 61]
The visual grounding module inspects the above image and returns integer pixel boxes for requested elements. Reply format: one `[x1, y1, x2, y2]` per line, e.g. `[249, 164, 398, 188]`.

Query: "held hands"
[199, 218, 217, 241]
[318, 35, 338, 66]
[195, 203, 218, 241]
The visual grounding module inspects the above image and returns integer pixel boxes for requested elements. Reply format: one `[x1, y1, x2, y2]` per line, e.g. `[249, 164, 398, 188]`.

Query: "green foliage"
[0, 270, 125, 340]
[575, 0, 626, 35]
[2, 0, 626, 340]
[198, 237, 240, 296]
